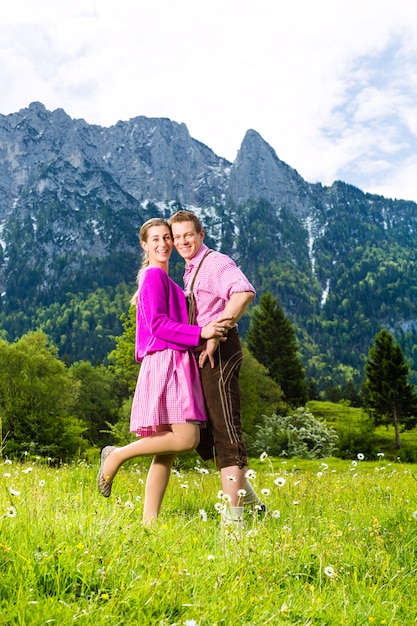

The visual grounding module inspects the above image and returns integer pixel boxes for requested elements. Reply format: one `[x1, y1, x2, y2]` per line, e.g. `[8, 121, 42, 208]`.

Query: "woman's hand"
[200, 317, 232, 340]
[198, 338, 220, 368]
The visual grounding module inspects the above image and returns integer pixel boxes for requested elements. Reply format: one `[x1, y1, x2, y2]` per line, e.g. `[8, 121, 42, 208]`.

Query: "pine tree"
[246, 292, 307, 407]
[364, 328, 417, 448]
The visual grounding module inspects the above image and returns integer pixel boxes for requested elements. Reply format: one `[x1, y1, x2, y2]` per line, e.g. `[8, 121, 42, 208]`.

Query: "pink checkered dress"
[130, 348, 207, 437]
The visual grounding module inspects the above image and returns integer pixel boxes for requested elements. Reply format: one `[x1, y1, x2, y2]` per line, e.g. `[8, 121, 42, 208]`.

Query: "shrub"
[249, 407, 338, 459]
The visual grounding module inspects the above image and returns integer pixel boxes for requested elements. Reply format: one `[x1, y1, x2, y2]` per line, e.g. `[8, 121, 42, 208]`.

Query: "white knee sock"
[243, 479, 261, 505]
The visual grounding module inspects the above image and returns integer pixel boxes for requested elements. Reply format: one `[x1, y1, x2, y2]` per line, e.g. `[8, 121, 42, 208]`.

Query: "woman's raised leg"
[102, 423, 200, 484]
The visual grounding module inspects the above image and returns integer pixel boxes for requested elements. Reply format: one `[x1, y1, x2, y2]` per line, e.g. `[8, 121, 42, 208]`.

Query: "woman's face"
[141, 225, 173, 267]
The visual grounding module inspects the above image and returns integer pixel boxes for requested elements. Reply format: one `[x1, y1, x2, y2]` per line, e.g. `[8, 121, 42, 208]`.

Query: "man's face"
[171, 221, 204, 263]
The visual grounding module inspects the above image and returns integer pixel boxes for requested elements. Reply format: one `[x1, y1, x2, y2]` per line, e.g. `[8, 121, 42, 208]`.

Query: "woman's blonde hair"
[130, 218, 171, 306]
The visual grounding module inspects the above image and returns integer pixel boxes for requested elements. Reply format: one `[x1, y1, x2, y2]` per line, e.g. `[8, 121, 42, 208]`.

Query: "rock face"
[228, 129, 311, 216]
[0, 102, 230, 220]
[0, 102, 316, 224]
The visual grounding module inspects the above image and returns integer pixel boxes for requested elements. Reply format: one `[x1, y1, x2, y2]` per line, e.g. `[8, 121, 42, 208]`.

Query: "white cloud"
[1, 0, 417, 201]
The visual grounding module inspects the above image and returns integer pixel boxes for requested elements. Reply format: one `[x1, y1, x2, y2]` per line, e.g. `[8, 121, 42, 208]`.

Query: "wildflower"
[10, 488, 20, 496]
[317, 471, 323, 477]
[226, 474, 237, 482]
[245, 469, 256, 480]
[260, 488, 270, 497]
[171, 469, 181, 476]
[124, 501, 135, 509]
[39, 480, 46, 487]
[272, 510, 281, 519]
[195, 466, 209, 474]
[22, 467, 33, 474]
[3, 473, 11, 478]
[184, 620, 198, 626]
[274, 477, 286, 487]
[377, 452, 384, 458]
[6, 506, 17, 518]
[351, 460, 357, 467]
[214, 502, 224, 513]
[180, 483, 189, 489]
[324, 566, 335, 578]
[76, 543, 85, 550]
[101, 593, 109, 600]
[293, 500, 299, 506]
[357, 453, 365, 461]
[221, 493, 232, 503]
[260, 452, 268, 462]
[3, 459, 12, 465]
[237, 489, 247, 498]
[199, 509, 207, 522]
[207, 554, 215, 561]
[321, 463, 329, 470]
[217, 490, 224, 499]
[412, 511, 417, 521]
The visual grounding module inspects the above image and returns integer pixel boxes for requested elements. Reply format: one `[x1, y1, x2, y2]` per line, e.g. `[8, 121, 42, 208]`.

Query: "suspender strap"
[187, 250, 212, 325]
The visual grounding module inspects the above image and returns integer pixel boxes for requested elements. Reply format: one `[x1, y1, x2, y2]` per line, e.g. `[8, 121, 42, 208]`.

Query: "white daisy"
[6, 506, 17, 518]
[274, 477, 286, 487]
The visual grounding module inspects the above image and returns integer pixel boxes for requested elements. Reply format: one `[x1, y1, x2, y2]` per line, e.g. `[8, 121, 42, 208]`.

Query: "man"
[170, 210, 264, 526]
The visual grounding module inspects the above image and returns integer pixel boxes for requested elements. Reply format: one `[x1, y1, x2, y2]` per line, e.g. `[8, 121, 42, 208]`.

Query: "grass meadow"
[1, 452, 417, 626]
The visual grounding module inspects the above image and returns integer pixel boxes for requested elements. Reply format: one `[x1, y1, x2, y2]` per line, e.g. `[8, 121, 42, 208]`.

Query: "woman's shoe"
[98, 446, 116, 497]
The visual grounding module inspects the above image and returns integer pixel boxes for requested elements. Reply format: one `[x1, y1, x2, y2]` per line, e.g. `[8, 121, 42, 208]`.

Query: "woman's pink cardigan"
[135, 266, 202, 362]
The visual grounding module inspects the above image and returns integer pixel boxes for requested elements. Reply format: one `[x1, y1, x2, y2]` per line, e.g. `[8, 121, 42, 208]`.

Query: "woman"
[97, 218, 229, 523]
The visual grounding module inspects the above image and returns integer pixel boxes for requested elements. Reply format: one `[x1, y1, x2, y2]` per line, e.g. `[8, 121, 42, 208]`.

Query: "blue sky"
[1, 0, 417, 202]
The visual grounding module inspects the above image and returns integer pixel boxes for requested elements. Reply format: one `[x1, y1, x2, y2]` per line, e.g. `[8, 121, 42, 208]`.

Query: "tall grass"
[1, 453, 417, 625]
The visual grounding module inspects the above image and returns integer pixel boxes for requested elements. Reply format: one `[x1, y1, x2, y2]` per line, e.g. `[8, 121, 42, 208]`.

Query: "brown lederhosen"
[187, 251, 248, 469]
[196, 326, 248, 469]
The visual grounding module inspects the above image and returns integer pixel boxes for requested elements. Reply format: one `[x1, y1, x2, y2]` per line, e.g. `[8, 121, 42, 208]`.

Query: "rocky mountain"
[1, 102, 417, 392]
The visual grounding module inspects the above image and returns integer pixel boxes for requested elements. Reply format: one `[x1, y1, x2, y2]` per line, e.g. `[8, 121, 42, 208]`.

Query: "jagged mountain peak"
[227, 128, 311, 216]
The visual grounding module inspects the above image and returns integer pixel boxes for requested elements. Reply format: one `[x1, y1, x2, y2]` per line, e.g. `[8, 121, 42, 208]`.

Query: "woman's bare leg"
[102, 423, 200, 483]
[142, 453, 176, 524]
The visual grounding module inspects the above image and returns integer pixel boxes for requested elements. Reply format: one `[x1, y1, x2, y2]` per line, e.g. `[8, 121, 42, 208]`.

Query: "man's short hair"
[169, 210, 203, 233]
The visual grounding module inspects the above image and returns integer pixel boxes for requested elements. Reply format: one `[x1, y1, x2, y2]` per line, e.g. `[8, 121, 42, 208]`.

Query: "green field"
[1, 451, 417, 625]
